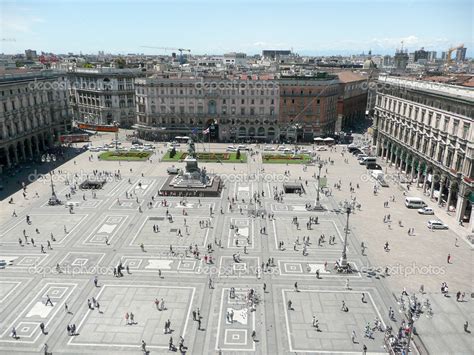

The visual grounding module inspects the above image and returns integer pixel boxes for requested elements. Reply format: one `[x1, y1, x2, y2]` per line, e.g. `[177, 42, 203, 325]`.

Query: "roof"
[337, 71, 367, 83]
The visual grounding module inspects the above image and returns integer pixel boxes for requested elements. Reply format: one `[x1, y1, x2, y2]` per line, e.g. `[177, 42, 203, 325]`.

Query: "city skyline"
[1, 0, 472, 56]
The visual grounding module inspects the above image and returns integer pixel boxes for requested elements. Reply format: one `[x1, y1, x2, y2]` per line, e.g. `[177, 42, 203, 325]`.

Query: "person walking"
[141, 340, 147, 353]
[447, 254, 452, 264]
[45, 295, 53, 306]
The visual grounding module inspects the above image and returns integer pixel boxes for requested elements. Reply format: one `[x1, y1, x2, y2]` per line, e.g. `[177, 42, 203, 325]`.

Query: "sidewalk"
[381, 158, 472, 246]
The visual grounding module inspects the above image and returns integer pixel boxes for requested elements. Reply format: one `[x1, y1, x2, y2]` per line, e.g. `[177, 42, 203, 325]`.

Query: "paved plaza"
[0, 132, 472, 354]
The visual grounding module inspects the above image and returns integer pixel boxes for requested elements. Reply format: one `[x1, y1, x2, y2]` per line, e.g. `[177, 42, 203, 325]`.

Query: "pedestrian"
[130, 312, 135, 324]
[43, 343, 49, 355]
[447, 254, 452, 264]
[192, 310, 197, 321]
[251, 330, 256, 341]
[141, 339, 147, 353]
[45, 295, 53, 306]
[125, 312, 129, 325]
[198, 318, 202, 330]
[464, 321, 469, 333]
[11, 327, 18, 339]
[94, 276, 98, 287]
[363, 344, 367, 354]
[294, 282, 298, 292]
[351, 330, 357, 343]
[345, 278, 350, 290]
[361, 293, 366, 303]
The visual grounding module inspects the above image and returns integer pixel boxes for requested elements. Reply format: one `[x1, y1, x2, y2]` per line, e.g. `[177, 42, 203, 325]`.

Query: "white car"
[237, 145, 249, 151]
[89, 147, 100, 152]
[226, 146, 237, 152]
[299, 148, 310, 154]
[427, 220, 448, 230]
[263, 146, 275, 151]
[277, 145, 286, 151]
[418, 207, 434, 215]
[317, 146, 328, 151]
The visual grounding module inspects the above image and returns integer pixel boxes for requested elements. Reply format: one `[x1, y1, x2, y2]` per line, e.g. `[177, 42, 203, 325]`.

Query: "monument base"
[159, 175, 222, 197]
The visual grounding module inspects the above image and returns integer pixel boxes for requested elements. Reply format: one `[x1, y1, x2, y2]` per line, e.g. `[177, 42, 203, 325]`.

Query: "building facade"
[0, 70, 71, 170]
[373, 75, 474, 230]
[336, 71, 368, 132]
[278, 74, 340, 142]
[134, 75, 280, 142]
[67, 68, 142, 128]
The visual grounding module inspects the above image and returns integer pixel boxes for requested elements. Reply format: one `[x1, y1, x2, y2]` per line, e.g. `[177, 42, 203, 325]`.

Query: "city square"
[0, 132, 472, 354]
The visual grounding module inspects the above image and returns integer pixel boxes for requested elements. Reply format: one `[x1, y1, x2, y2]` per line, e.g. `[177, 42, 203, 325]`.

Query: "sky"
[0, 0, 472, 56]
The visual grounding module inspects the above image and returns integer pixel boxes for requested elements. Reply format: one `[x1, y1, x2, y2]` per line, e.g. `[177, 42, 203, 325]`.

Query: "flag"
[202, 128, 210, 134]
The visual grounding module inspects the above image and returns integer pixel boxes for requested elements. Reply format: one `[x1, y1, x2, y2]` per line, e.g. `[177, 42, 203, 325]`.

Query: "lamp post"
[113, 121, 120, 150]
[315, 162, 323, 208]
[41, 154, 61, 205]
[339, 205, 352, 269]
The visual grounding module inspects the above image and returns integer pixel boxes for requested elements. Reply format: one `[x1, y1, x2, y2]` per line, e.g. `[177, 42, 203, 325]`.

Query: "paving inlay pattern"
[0, 139, 471, 354]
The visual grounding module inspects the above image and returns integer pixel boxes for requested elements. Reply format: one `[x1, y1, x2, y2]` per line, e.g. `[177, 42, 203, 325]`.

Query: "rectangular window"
[240, 108, 245, 115]
[462, 124, 469, 139]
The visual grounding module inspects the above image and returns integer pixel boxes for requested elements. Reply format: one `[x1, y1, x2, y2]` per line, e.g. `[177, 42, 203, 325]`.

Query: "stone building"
[134, 74, 279, 142]
[277, 73, 340, 142]
[67, 67, 143, 128]
[373, 75, 473, 229]
[0, 70, 71, 170]
[336, 71, 368, 132]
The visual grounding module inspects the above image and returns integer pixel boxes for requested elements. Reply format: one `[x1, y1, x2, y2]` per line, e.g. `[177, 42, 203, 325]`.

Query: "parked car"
[366, 163, 382, 170]
[418, 207, 435, 215]
[226, 146, 237, 152]
[263, 146, 275, 151]
[427, 220, 448, 230]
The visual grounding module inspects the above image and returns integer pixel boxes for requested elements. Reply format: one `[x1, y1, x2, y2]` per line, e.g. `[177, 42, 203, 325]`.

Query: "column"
[5, 148, 11, 168]
[422, 170, 428, 193]
[27, 139, 33, 159]
[410, 158, 416, 181]
[12, 145, 19, 165]
[390, 148, 395, 165]
[416, 162, 422, 187]
[430, 172, 437, 199]
[438, 176, 446, 206]
[20, 141, 26, 162]
[455, 194, 467, 224]
[445, 181, 454, 212]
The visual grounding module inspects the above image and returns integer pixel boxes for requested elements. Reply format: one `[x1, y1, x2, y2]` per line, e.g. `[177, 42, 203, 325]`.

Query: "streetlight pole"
[315, 163, 322, 208]
[340, 206, 351, 268]
[114, 121, 120, 150]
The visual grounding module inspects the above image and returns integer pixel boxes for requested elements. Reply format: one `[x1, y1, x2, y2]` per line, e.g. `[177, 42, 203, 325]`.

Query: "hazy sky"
[1, 0, 472, 56]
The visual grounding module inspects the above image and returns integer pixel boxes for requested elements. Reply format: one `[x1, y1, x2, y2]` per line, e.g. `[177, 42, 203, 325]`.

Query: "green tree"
[170, 147, 176, 158]
[115, 57, 126, 69]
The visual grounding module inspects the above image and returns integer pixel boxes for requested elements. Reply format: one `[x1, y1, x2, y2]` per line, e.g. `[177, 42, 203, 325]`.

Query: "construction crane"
[446, 44, 464, 64]
[140, 46, 191, 64]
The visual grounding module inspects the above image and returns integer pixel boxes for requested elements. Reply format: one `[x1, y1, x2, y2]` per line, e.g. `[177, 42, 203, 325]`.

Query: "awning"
[314, 137, 324, 141]
[323, 137, 334, 141]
